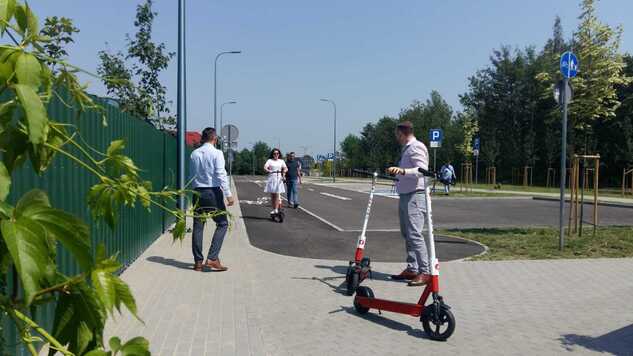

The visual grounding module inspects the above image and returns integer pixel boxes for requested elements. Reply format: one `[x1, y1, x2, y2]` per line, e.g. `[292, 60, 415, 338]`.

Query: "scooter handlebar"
[417, 167, 436, 178]
[352, 169, 398, 181]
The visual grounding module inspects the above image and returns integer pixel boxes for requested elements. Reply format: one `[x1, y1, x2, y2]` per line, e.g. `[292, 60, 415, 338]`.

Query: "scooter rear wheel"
[353, 286, 374, 314]
[345, 268, 360, 296]
[421, 304, 455, 341]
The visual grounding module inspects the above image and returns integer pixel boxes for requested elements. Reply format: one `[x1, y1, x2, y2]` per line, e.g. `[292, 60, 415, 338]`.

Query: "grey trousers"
[398, 191, 430, 274]
[192, 188, 229, 262]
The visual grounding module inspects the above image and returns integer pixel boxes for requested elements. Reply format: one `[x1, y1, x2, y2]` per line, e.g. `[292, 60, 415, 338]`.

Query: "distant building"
[186, 131, 202, 147]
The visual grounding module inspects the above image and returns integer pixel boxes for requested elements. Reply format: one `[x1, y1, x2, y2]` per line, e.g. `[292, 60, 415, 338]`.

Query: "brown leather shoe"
[407, 274, 431, 286]
[204, 259, 228, 272]
[391, 269, 419, 281]
[193, 261, 203, 272]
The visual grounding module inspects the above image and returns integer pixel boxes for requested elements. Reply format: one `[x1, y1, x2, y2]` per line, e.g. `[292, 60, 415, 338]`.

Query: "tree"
[38, 16, 79, 73]
[233, 148, 255, 175]
[358, 116, 400, 170]
[569, 0, 631, 151]
[595, 54, 633, 184]
[0, 3, 190, 354]
[536, 16, 568, 171]
[455, 111, 479, 161]
[340, 134, 365, 169]
[252, 142, 272, 175]
[98, 0, 175, 130]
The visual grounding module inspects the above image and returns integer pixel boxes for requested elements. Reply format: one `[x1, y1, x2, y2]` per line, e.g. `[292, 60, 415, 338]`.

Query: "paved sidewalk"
[105, 181, 633, 355]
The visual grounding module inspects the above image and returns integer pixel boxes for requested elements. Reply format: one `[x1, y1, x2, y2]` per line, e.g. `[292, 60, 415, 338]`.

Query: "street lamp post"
[320, 98, 337, 183]
[213, 51, 241, 130]
[220, 100, 237, 152]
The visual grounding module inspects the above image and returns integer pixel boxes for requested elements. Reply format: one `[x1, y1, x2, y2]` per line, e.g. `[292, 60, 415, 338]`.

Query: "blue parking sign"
[473, 137, 480, 150]
[429, 129, 443, 142]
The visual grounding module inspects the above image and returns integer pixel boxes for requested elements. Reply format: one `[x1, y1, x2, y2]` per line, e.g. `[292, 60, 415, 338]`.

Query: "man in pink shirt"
[386, 121, 431, 286]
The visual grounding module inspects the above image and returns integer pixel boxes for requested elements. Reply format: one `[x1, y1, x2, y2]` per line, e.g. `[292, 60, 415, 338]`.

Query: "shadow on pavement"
[560, 324, 633, 355]
[241, 215, 272, 221]
[341, 307, 428, 339]
[314, 264, 405, 283]
[292, 276, 347, 295]
[146, 256, 195, 271]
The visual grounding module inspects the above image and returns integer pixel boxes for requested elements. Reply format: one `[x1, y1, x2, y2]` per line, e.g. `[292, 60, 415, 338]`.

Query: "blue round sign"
[560, 52, 579, 78]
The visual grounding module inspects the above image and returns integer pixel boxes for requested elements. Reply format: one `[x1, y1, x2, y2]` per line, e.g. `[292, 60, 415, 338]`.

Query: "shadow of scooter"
[291, 264, 407, 296]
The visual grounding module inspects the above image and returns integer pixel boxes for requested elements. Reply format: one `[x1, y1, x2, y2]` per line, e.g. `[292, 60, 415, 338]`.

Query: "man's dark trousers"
[286, 179, 299, 206]
[192, 187, 229, 262]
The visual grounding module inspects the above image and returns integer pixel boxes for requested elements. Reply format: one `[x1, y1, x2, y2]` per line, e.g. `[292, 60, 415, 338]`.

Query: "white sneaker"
[270, 210, 276, 215]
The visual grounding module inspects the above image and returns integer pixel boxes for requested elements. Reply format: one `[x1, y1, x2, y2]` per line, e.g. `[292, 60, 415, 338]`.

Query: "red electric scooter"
[352, 168, 456, 341]
[344, 170, 383, 296]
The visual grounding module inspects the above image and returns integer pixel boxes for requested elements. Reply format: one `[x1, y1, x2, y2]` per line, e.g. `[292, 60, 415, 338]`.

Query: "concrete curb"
[532, 196, 633, 209]
[437, 233, 490, 262]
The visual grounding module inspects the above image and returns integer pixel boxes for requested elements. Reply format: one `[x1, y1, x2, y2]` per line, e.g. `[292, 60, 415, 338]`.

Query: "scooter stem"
[424, 177, 440, 280]
[354, 172, 378, 262]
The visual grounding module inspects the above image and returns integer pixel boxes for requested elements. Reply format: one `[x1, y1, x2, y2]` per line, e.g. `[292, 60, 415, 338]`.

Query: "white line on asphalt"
[279, 195, 344, 231]
[308, 188, 315, 192]
[319, 192, 351, 201]
[297, 206, 345, 231]
[344, 229, 400, 232]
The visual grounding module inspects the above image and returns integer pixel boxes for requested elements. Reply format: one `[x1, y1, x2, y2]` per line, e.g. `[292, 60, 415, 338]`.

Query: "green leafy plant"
[97, 0, 175, 131]
[0, 1, 208, 355]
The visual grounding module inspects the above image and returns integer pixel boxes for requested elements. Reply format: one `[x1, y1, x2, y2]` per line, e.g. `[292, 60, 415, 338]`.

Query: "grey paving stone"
[104, 179, 633, 356]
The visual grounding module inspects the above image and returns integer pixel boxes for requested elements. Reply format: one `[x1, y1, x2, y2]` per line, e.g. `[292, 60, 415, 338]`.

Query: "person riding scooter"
[386, 121, 431, 287]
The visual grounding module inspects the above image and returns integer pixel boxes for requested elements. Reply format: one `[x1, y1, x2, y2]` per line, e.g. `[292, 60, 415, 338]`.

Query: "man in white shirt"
[386, 121, 431, 286]
[189, 127, 235, 272]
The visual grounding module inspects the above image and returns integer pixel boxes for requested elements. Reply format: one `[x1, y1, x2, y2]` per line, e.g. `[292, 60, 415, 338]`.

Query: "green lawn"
[442, 226, 633, 260]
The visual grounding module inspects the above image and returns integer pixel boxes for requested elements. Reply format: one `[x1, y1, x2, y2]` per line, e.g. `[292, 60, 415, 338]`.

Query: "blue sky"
[34, 1, 633, 156]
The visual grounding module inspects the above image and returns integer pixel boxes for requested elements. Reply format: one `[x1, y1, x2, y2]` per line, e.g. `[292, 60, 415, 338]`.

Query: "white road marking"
[345, 229, 401, 232]
[239, 181, 389, 232]
[319, 192, 351, 201]
[297, 206, 345, 232]
[278, 195, 344, 231]
[308, 188, 315, 192]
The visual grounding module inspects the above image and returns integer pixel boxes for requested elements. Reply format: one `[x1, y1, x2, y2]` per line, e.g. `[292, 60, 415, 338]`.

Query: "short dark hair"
[396, 121, 414, 136]
[269, 148, 282, 159]
[289, 151, 295, 155]
[201, 127, 217, 143]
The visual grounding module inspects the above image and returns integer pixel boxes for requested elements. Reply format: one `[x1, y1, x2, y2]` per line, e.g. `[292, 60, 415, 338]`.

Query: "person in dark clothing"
[285, 152, 302, 208]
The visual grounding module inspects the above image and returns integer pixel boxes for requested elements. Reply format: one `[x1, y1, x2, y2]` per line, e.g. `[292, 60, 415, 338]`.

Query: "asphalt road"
[235, 176, 484, 262]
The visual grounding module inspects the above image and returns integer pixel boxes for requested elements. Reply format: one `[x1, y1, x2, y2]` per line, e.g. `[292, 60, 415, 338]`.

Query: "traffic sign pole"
[559, 77, 569, 250]
[475, 155, 479, 185]
[433, 148, 437, 173]
[558, 51, 578, 250]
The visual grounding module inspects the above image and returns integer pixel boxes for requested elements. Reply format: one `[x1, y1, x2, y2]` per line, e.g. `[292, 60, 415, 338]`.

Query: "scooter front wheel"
[345, 268, 360, 296]
[353, 286, 374, 314]
[421, 304, 455, 341]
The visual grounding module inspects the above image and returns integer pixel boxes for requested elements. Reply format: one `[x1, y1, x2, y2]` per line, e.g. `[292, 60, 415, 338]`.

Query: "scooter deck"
[355, 296, 423, 317]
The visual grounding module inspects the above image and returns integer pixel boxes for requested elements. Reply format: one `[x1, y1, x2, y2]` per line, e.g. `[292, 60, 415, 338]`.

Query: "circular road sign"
[221, 124, 239, 140]
[560, 52, 579, 78]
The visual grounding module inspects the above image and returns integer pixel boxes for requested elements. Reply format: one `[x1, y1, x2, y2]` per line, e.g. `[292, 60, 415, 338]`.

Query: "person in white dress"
[264, 148, 288, 215]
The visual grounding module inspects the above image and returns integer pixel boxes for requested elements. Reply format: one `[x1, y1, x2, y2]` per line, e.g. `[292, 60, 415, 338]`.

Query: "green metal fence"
[2, 94, 187, 356]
